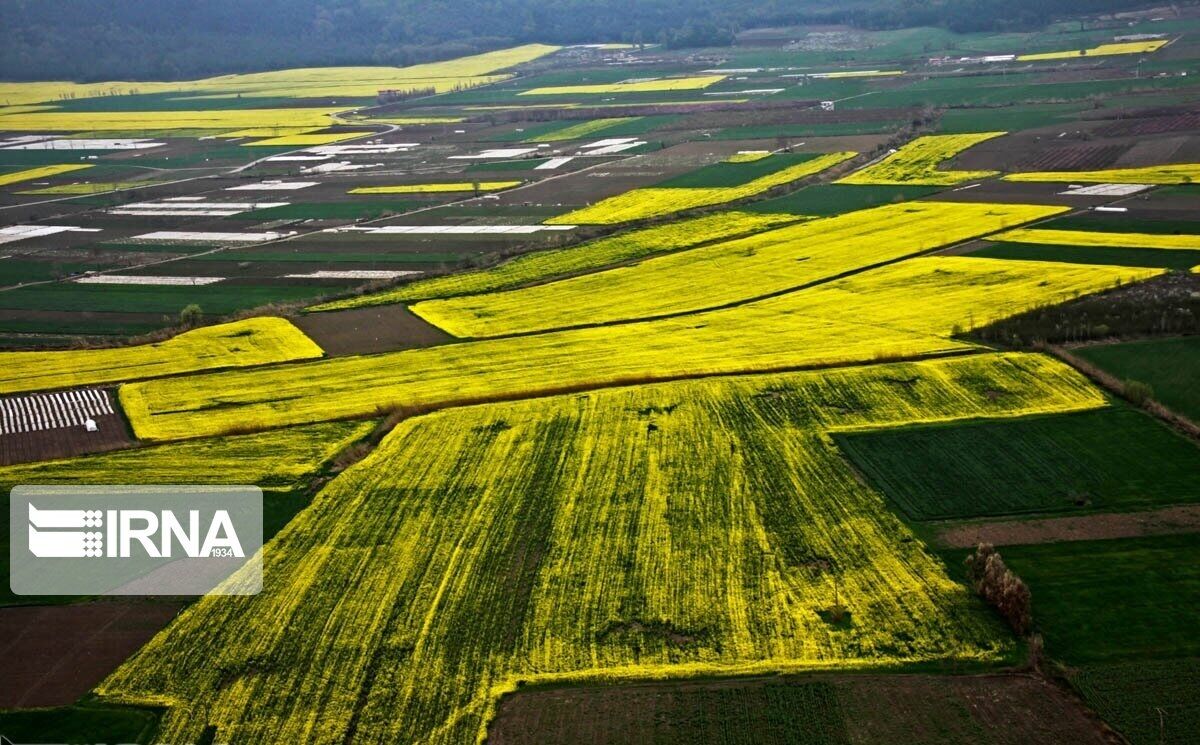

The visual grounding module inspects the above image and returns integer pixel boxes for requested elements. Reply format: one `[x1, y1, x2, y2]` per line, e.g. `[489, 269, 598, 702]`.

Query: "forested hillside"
[0, 0, 1160, 81]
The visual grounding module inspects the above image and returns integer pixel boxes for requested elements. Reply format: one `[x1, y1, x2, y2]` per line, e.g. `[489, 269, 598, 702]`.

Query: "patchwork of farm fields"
[118, 259, 1152, 441]
[100, 353, 1106, 743]
[2, 17, 1200, 744]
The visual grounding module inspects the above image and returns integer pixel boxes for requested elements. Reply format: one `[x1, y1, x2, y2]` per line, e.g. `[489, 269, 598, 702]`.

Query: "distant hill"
[0, 0, 1158, 82]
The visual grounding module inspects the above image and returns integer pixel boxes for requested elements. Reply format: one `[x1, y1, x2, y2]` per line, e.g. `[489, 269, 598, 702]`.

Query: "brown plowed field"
[0, 600, 183, 707]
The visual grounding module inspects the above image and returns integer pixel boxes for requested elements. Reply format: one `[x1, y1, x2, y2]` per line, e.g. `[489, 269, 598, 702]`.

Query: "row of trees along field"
[0, 0, 1160, 81]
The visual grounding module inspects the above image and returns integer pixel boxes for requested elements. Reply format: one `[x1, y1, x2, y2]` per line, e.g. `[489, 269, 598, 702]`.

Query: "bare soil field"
[936, 505, 1200, 549]
[0, 410, 131, 466]
[294, 304, 452, 355]
[0, 600, 183, 707]
[487, 673, 1114, 745]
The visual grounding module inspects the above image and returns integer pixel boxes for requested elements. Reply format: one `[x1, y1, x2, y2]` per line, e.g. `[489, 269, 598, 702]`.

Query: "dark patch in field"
[0, 410, 132, 466]
[293, 304, 451, 355]
[0, 600, 183, 707]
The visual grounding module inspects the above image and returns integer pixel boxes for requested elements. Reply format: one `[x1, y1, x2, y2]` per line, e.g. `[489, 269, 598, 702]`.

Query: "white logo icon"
[27, 504, 104, 557]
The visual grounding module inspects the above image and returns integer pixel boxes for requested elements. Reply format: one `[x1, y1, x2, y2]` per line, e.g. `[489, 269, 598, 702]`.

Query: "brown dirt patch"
[487, 672, 1113, 745]
[1016, 144, 1129, 171]
[837, 674, 1114, 745]
[0, 410, 132, 466]
[935, 504, 1200, 549]
[294, 304, 452, 355]
[0, 600, 182, 707]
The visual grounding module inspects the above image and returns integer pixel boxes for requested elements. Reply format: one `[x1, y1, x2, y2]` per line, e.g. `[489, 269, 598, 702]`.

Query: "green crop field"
[1043, 214, 1200, 235]
[1070, 658, 1200, 745]
[996, 534, 1200, 663]
[967, 242, 1200, 270]
[835, 407, 1200, 521]
[1076, 337, 1200, 422]
[749, 184, 943, 216]
[655, 152, 823, 188]
[232, 201, 420, 220]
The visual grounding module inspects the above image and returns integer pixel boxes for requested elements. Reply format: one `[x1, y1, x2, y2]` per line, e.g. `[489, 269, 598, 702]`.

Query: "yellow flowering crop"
[838, 133, 1005, 186]
[548, 152, 856, 224]
[527, 117, 640, 142]
[0, 317, 323, 395]
[521, 75, 726, 95]
[349, 181, 522, 194]
[726, 151, 772, 163]
[992, 227, 1200, 250]
[241, 132, 363, 147]
[0, 45, 559, 107]
[1003, 164, 1200, 184]
[415, 201, 1067, 336]
[0, 420, 372, 492]
[16, 181, 165, 195]
[1018, 40, 1168, 61]
[217, 127, 322, 138]
[100, 352, 1105, 744]
[0, 108, 340, 132]
[308, 212, 799, 311]
[121, 256, 1153, 441]
[0, 164, 92, 188]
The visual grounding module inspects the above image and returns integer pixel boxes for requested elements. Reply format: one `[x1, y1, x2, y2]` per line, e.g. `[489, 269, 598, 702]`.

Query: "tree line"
[0, 0, 1161, 82]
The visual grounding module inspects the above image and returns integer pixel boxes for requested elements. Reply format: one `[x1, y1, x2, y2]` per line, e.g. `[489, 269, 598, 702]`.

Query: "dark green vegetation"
[1076, 336, 1200, 421]
[997, 534, 1200, 663]
[972, 272, 1200, 345]
[0, 703, 160, 745]
[936, 103, 1091, 133]
[968, 242, 1200, 271]
[233, 201, 420, 221]
[713, 121, 908, 140]
[0, 282, 338, 315]
[1071, 658, 1200, 745]
[655, 152, 821, 188]
[489, 680, 850, 744]
[0, 1, 1154, 81]
[1044, 214, 1200, 235]
[751, 184, 943, 216]
[836, 407, 1200, 521]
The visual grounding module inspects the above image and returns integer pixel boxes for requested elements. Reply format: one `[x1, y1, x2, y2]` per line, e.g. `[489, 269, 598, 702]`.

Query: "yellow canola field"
[1018, 40, 1168, 61]
[242, 132, 363, 147]
[521, 75, 726, 95]
[0, 164, 92, 188]
[1003, 164, 1200, 184]
[121, 256, 1155, 441]
[726, 151, 772, 162]
[102, 352, 1107, 744]
[838, 133, 1005, 186]
[0, 108, 341, 132]
[992, 227, 1200, 250]
[349, 181, 521, 194]
[0, 420, 373, 492]
[547, 152, 856, 224]
[309, 212, 799, 311]
[0, 317, 323, 395]
[415, 201, 1067, 337]
[0, 44, 559, 107]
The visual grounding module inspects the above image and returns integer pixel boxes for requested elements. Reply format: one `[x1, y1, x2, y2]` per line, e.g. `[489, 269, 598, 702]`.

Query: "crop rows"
[992, 228, 1200, 251]
[413, 201, 1067, 336]
[0, 317, 323, 395]
[309, 211, 798, 310]
[100, 352, 1105, 744]
[1003, 164, 1200, 184]
[119, 256, 1154, 441]
[838, 133, 1004, 186]
[546, 152, 856, 224]
[0, 163, 93, 187]
[0, 420, 372, 492]
[349, 181, 522, 194]
[521, 74, 725, 95]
